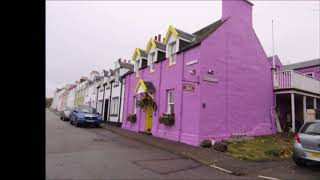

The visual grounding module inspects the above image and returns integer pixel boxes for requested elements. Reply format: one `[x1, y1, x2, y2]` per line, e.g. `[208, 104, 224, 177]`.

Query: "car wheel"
[69, 118, 73, 125]
[60, 116, 63, 120]
[75, 119, 80, 127]
[293, 157, 306, 167]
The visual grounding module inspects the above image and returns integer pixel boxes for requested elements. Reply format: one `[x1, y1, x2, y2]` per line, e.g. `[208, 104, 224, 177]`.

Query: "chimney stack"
[154, 36, 157, 41]
[158, 34, 161, 42]
[124, 59, 126, 63]
[222, 0, 253, 27]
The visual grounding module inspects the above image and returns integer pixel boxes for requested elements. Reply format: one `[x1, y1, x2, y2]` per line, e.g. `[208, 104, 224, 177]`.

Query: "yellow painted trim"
[145, 38, 157, 53]
[132, 48, 141, 61]
[134, 79, 147, 93]
[163, 25, 179, 44]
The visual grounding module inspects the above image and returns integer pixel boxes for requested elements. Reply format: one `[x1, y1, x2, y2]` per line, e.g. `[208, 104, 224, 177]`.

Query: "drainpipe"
[108, 81, 113, 123]
[102, 84, 106, 121]
[157, 58, 163, 134]
[96, 86, 99, 109]
[178, 52, 185, 142]
[118, 77, 123, 126]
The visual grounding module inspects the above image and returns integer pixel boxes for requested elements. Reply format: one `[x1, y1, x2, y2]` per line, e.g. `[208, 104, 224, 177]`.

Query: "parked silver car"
[293, 120, 320, 166]
[60, 107, 72, 121]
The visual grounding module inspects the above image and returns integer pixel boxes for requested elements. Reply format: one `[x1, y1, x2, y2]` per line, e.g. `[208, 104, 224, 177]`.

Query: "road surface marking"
[209, 164, 232, 174]
[258, 175, 280, 180]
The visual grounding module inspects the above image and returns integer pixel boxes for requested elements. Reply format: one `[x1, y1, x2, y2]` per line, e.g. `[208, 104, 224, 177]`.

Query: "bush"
[127, 113, 136, 123]
[159, 113, 174, 126]
[264, 149, 281, 157]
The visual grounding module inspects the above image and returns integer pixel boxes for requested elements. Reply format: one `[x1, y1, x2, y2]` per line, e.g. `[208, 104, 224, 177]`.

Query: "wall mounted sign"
[203, 76, 218, 83]
[183, 83, 195, 92]
[186, 59, 199, 66]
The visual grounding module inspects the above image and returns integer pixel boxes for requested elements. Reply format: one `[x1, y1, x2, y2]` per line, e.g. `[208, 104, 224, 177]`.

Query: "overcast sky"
[46, 0, 320, 97]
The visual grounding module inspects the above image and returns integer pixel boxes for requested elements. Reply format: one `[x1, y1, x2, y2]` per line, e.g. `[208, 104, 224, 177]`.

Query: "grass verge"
[226, 133, 294, 161]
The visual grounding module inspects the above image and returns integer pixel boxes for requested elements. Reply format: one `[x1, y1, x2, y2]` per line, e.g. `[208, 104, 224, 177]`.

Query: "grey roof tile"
[284, 58, 320, 70]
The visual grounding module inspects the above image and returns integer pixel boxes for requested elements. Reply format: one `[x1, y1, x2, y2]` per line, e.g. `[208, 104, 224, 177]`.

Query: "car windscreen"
[300, 122, 320, 135]
[78, 106, 96, 113]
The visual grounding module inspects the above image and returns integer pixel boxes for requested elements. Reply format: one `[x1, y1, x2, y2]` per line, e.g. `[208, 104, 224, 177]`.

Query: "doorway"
[104, 99, 109, 121]
[145, 105, 153, 132]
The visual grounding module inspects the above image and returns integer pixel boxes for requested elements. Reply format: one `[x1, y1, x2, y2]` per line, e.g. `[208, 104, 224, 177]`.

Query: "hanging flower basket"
[159, 113, 175, 126]
[127, 113, 136, 123]
[136, 93, 157, 111]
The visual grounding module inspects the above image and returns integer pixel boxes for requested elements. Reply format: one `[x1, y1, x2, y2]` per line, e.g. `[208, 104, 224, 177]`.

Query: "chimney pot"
[154, 36, 157, 41]
[158, 34, 161, 42]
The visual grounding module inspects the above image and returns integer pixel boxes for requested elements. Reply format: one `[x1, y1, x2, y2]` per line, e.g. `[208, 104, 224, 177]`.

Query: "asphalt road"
[46, 109, 319, 179]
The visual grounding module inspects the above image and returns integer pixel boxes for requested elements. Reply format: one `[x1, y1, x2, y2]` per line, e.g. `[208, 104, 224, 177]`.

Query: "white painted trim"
[186, 59, 199, 66]
[274, 90, 320, 98]
[291, 93, 295, 133]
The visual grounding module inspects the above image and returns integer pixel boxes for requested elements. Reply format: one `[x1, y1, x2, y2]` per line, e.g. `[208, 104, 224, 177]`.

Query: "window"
[168, 41, 177, 65]
[134, 60, 140, 72]
[167, 89, 175, 114]
[303, 72, 314, 78]
[148, 52, 156, 71]
[111, 97, 119, 116]
[133, 96, 137, 114]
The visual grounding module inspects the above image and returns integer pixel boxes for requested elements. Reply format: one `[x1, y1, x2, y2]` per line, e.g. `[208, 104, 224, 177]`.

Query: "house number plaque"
[183, 84, 195, 92]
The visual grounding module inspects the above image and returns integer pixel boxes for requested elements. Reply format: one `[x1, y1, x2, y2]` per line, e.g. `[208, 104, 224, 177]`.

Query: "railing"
[274, 70, 320, 94]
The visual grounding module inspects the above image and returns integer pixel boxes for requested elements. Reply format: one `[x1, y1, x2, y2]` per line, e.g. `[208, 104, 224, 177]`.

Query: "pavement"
[48, 109, 320, 179]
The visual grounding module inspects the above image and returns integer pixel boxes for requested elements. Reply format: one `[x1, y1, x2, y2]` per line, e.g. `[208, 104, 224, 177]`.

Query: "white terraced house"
[96, 59, 133, 126]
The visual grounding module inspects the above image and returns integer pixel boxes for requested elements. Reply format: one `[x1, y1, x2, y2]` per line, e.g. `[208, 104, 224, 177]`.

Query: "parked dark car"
[69, 105, 102, 127]
[60, 107, 72, 121]
[293, 120, 320, 166]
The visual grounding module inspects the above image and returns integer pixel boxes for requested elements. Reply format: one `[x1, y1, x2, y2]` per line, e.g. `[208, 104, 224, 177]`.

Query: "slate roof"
[284, 58, 320, 70]
[118, 59, 134, 70]
[179, 18, 226, 52]
[138, 48, 148, 58]
[175, 28, 195, 41]
[154, 41, 166, 51]
[122, 18, 227, 77]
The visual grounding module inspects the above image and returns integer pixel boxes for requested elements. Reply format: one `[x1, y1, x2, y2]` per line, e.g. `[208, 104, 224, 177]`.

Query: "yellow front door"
[145, 106, 153, 132]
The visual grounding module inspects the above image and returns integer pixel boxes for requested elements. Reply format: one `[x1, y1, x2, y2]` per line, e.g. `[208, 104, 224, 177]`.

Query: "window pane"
[169, 104, 174, 114]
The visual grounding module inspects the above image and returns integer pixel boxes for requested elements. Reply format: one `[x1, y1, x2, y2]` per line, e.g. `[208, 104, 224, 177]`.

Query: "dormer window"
[114, 70, 120, 86]
[168, 41, 177, 65]
[148, 52, 156, 71]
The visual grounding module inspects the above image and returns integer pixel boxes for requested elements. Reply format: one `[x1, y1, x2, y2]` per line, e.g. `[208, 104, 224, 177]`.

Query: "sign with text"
[183, 84, 195, 92]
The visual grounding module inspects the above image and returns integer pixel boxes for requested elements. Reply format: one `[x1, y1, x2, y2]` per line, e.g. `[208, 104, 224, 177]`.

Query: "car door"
[299, 122, 320, 152]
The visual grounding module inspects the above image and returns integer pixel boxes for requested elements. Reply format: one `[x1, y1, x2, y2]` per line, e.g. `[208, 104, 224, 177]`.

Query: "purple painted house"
[121, 0, 278, 146]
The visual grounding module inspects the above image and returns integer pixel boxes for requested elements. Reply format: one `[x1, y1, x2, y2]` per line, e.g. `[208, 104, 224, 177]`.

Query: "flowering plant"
[127, 113, 136, 123]
[136, 93, 157, 111]
[159, 113, 175, 126]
